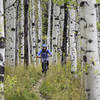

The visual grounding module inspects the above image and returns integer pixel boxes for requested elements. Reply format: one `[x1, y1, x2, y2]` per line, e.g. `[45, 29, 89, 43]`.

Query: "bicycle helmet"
[42, 44, 47, 48]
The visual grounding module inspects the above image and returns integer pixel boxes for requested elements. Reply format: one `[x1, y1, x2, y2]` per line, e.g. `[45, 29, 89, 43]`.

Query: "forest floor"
[33, 75, 47, 100]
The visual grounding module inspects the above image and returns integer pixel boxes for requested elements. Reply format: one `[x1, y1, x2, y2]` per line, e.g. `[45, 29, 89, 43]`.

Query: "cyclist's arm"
[47, 50, 52, 56]
[37, 50, 42, 58]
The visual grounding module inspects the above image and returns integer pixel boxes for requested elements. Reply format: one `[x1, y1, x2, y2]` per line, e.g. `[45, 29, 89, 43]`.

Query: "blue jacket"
[37, 49, 52, 61]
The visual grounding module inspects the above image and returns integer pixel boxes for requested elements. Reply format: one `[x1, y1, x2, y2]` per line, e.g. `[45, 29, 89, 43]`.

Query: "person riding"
[37, 44, 52, 73]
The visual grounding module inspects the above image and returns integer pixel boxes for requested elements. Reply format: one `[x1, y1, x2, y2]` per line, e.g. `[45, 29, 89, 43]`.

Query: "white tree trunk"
[80, 0, 100, 100]
[75, 2, 81, 60]
[38, 0, 42, 63]
[15, 0, 20, 66]
[52, 4, 60, 63]
[31, 0, 36, 65]
[28, 1, 31, 65]
[69, 4, 77, 72]
[5, 0, 16, 66]
[96, 5, 100, 57]
[19, 0, 24, 65]
[47, 0, 52, 50]
[0, 0, 5, 99]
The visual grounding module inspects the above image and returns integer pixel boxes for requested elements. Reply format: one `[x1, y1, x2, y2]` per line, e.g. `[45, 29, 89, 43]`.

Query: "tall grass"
[4, 61, 86, 100]
[40, 61, 86, 100]
[4, 65, 42, 100]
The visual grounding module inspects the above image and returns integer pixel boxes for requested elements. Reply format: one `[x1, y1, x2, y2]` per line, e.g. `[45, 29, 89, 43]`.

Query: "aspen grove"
[0, 0, 100, 100]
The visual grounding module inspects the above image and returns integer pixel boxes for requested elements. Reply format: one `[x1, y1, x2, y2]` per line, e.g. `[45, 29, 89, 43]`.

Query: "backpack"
[41, 49, 48, 58]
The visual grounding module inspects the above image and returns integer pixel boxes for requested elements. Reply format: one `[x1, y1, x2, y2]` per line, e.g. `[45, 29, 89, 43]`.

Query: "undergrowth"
[4, 61, 86, 100]
[4, 65, 42, 100]
[40, 61, 86, 100]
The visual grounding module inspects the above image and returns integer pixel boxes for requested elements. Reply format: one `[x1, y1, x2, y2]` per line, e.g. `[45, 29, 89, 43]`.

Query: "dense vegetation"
[4, 61, 86, 100]
[5, 66, 42, 100]
[0, 0, 100, 99]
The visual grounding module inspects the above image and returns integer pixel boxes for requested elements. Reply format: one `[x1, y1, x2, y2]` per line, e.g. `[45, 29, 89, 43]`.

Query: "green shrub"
[40, 62, 86, 100]
[4, 65, 42, 100]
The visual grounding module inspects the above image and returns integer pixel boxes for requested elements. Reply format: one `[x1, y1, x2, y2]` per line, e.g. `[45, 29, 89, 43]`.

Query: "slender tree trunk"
[69, 3, 77, 72]
[38, 0, 42, 63]
[29, 0, 32, 64]
[80, 0, 100, 100]
[75, 0, 81, 60]
[59, 5, 64, 62]
[0, 0, 5, 99]
[97, 5, 100, 57]
[5, 0, 16, 66]
[47, 0, 52, 50]
[19, 0, 24, 65]
[28, 1, 31, 65]
[31, 0, 36, 65]
[24, 0, 29, 67]
[52, 4, 60, 63]
[15, 0, 20, 66]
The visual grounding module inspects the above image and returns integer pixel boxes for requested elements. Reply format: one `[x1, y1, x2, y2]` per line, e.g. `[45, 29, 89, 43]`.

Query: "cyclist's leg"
[47, 60, 49, 69]
[42, 62, 44, 72]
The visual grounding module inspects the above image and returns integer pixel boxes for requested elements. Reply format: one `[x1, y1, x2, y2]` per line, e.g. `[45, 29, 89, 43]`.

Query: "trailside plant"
[40, 61, 86, 100]
[4, 65, 42, 100]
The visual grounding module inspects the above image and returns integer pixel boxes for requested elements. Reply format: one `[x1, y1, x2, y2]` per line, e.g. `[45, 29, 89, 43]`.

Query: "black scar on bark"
[0, 53, 3, 61]
[83, 55, 87, 62]
[53, 37, 56, 40]
[55, 17, 59, 20]
[0, 37, 6, 48]
[0, 76, 4, 82]
[11, 28, 15, 31]
[88, 39, 93, 43]
[38, 39, 41, 43]
[92, 61, 95, 65]
[32, 23, 35, 26]
[80, 18, 86, 22]
[53, 45, 57, 47]
[21, 32, 24, 36]
[86, 50, 93, 53]
[71, 21, 73, 23]
[85, 72, 88, 75]
[81, 36, 87, 40]
[60, 5, 65, 9]
[80, 1, 89, 7]
[33, 46, 36, 48]
[0, 66, 5, 74]
[88, 94, 90, 96]
[86, 89, 91, 92]
[81, 47, 85, 52]
[91, 13, 94, 16]
[21, 57, 24, 59]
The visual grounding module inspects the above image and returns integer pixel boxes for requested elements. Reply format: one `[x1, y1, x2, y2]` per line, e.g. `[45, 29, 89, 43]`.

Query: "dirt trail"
[33, 76, 46, 100]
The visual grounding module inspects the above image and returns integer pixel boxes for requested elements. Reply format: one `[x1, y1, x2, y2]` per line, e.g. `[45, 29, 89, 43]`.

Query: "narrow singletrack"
[33, 76, 46, 100]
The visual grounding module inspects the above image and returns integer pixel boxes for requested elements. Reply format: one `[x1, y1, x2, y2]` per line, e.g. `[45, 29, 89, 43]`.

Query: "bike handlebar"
[36, 56, 52, 58]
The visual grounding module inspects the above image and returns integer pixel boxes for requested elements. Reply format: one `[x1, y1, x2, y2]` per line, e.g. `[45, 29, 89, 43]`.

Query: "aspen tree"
[31, 0, 37, 65]
[69, 2, 77, 72]
[79, 0, 100, 100]
[38, 0, 42, 63]
[0, 0, 5, 99]
[5, 0, 16, 66]
[52, 4, 60, 63]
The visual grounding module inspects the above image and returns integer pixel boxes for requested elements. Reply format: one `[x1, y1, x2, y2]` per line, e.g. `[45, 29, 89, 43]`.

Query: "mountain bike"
[42, 59, 48, 74]
[37, 56, 51, 75]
